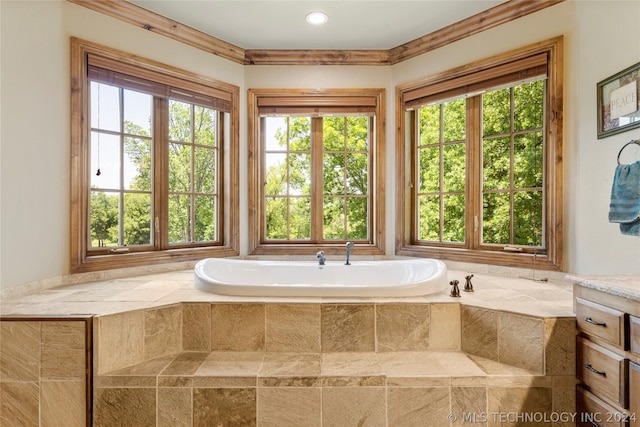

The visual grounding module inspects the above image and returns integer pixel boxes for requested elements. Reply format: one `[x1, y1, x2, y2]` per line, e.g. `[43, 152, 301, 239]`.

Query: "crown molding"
[67, 0, 246, 64]
[68, 0, 565, 66]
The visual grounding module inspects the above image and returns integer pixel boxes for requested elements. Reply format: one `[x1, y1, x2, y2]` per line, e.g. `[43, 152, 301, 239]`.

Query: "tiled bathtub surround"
[0, 268, 577, 426]
[0, 317, 91, 427]
[91, 302, 576, 426]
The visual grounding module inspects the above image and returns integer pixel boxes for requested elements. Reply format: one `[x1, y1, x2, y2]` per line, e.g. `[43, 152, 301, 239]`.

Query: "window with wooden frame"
[396, 37, 563, 270]
[248, 89, 385, 256]
[70, 38, 239, 272]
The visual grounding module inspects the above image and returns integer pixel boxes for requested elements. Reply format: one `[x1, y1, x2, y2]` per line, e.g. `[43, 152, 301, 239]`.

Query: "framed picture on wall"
[597, 61, 640, 139]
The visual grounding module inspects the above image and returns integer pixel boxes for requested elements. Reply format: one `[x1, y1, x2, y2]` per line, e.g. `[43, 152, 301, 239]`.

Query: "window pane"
[514, 191, 542, 246]
[323, 197, 345, 239]
[90, 191, 119, 248]
[124, 137, 151, 191]
[90, 82, 120, 132]
[289, 117, 311, 151]
[194, 106, 216, 146]
[194, 146, 216, 193]
[265, 197, 287, 239]
[514, 80, 544, 131]
[482, 192, 510, 244]
[346, 153, 368, 195]
[419, 105, 440, 145]
[290, 197, 311, 239]
[169, 194, 191, 243]
[324, 153, 345, 195]
[347, 197, 368, 240]
[123, 193, 151, 245]
[91, 132, 120, 190]
[289, 153, 311, 195]
[483, 88, 511, 136]
[417, 195, 440, 241]
[443, 99, 466, 142]
[514, 132, 543, 189]
[346, 116, 369, 151]
[483, 137, 510, 190]
[443, 143, 465, 192]
[323, 117, 345, 151]
[169, 142, 191, 192]
[195, 195, 216, 242]
[265, 117, 288, 151]
[169, 100, 191, 143]
[418, 146, 439, 193]
[265, 153, 287, 196]
[123, 89, 152, 136]
[443, 194, 465, 242]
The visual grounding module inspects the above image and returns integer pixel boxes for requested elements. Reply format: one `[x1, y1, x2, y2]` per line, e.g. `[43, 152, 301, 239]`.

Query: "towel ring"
[617, 139, 640, 164]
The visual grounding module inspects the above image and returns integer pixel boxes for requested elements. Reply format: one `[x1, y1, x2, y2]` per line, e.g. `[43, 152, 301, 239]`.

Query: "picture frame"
[597, 61, 640, 139]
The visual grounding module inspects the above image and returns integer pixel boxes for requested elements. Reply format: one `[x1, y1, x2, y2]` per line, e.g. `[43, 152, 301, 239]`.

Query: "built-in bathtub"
[193, 258, 449, 297]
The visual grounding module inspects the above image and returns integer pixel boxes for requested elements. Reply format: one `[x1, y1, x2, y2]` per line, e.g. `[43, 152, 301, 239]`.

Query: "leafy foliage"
[89, 83, 219, 248]
[416, 79, 545, 248]
[264, 116, 370, 241]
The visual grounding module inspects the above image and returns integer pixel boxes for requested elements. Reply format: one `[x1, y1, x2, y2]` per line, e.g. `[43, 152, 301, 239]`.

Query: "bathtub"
[193, 258, 448, 297]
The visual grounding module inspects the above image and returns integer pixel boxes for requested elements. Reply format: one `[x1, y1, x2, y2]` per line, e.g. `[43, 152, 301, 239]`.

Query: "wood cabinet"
[631, 361, 639, 427]
[574, 284, 640, 427]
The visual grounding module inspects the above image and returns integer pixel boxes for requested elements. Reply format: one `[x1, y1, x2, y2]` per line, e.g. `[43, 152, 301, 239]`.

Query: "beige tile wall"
[90, 301, 577, 426]
[95, 302, 574, 377]
[0, 318, 90, 427]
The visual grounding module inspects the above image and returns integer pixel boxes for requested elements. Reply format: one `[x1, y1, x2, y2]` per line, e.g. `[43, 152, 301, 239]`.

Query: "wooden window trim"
[395, 37, 563, 270]
[70, 37, 240, 273]
[248, 88, 386, 257]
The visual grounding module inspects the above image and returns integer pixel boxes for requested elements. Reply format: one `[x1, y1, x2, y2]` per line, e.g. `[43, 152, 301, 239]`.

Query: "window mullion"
[118, 88, 126, 247]
[467, 96, 482, 249]
[439, 106, 445, 242]
[154, 97, 169, 250]
[509, 88, 516, 245]
[190, 105, 196, 244]
[310, 117, 324, 241]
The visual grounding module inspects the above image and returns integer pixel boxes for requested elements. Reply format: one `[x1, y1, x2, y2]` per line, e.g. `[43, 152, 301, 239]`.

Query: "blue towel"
[609, 161, 640, 236]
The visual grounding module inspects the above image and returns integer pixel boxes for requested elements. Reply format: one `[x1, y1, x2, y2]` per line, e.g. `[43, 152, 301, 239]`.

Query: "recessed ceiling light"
[306, 11, 328, 25]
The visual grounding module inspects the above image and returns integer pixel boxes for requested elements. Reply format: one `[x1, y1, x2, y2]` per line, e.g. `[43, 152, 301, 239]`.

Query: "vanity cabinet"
[573, 281, 640, 427]
[631, 361, 639, 427]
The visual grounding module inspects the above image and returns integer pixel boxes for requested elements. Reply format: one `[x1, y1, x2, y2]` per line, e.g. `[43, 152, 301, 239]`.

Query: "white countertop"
[566, 274, 640, 302]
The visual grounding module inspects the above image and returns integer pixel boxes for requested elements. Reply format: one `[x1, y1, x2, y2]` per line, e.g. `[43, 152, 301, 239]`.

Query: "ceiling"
[128, 1, 508, 50]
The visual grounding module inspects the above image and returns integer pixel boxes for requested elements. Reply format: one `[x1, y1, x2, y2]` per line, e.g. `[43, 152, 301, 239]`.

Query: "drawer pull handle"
[585, 363, 606, 376]
[585, 317, 606, 327]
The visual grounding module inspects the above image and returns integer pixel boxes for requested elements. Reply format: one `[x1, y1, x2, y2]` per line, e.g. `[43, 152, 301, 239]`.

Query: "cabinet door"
[631, 361, 639, 427]
[631, 316, 640, 355]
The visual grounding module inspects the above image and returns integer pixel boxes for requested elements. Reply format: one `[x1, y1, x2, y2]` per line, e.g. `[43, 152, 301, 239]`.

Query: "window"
[248, 89, 385, 256]
[71, 38, 239, 272]
[396, 37, 563, 269]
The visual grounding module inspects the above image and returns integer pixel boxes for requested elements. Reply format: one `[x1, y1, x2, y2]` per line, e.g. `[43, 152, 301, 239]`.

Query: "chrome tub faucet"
[345, 242, 354, 265]
[316, 251, 326, 265]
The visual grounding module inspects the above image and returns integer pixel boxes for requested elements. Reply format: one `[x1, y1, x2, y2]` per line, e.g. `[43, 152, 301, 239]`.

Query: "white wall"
[1, 0, 639, 291]
[0, 1, 243, 290]
[570, 0, 640, 275]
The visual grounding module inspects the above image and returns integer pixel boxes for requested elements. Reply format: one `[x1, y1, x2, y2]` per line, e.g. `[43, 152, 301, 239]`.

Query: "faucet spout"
[316, 251, 326, 266]
[345, 242, 354, 265]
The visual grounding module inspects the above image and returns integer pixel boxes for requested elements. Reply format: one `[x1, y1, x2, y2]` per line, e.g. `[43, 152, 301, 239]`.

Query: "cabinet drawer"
[631, 316, 640, 356]
[577, 337, 628, 408]
[577, 386, 630, 427]
[631, 362, 639, 427]
[576, 297, 627, 348]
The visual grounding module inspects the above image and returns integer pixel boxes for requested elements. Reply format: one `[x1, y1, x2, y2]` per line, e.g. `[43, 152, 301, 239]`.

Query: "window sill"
[396, 244, 562, 271]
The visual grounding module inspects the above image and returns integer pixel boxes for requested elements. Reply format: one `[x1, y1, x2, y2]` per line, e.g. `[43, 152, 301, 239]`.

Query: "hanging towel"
[609, 160, 640, 236]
